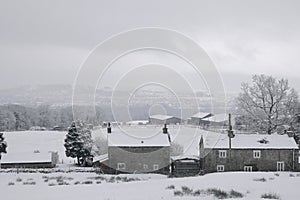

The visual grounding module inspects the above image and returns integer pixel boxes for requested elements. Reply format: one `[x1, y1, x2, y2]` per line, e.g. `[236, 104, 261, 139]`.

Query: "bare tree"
[236, 74, 299, 134]
[170, 142, 184, 156]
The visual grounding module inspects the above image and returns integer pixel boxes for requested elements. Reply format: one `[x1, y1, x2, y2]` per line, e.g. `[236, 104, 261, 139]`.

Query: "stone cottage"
[105, 123, 171, 174]
[201, 133, 299, 173]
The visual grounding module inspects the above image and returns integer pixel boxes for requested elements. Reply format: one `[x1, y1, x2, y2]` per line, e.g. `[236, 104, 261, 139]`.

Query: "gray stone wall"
[108, 146, 170, 174]
[0, 162, 55, 169]
[204, 148, 299, 173]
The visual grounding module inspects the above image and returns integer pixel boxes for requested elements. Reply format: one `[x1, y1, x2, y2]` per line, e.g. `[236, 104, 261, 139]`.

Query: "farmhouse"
[201, 133, 299, 173]
[102, 124, 171, 174]
[149, 115, 181, 125]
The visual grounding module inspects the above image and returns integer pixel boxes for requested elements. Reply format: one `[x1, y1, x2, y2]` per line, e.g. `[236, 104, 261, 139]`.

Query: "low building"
[126, 120, 149, 126]
[200, 113, 228, 127]
[171, 155, 200, 177]
[149, 115, 181, 125]
[29, 126, 47, 131]
[103, 124, 171, 174]
[189, 112, 213, 125]
[0, 151, 58, 169]
[201, 133, 299, 173]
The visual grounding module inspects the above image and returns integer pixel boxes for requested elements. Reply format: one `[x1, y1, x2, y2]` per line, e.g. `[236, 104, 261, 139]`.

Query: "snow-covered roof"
[191, 112, 212, 119]
[149, 115, 175, 121]
[93, 154, 108, 163]
[172, 127, 299, 157]
[126, 120, 149, 125]
[203, 113, 228, 123]
[208, 134, 299, 149]
[1, 152, 52, 164]
[171, 155, 199, 161]
[107, 126, 170, 147]
[2, 131, 72, 164]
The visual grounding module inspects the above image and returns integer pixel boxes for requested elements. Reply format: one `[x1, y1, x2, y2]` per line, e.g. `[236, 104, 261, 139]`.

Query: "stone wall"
[203, 148, 299, 173]
[108, 146, 170, 174]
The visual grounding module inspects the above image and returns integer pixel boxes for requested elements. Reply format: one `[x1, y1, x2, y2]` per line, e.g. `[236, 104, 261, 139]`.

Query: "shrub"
[181, 186, 193, 195]
[81, 180, 93, 184]
[23, 181, 36, 185]
[253, 178, 267, 182]
[207, 188, 229, 199]
[173, 190, 184, 196]
[289, 174, 295, 177]
[58, 182, 69, 186]
[229, 190, 244, 198]
[166, 185, 175, 190]
[8, 182, 15, 186]
[193, 190, 202, 196]
[74, 181, 80, 185]
[261, 193, 281, 199]
[105, 177, 114, 183]
[16, 178, 22, 182]
[48, 183, 56, 186]
[274, 173, 280, 177]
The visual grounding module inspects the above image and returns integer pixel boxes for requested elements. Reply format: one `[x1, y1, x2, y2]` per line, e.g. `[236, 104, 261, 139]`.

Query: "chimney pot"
[107, 122, 111, 134]
[163, 123, 168, 134]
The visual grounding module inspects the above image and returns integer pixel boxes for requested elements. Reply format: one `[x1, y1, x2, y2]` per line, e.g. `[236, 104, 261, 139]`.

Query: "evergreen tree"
[0, 132, 7, 161]
[64, 121, 93, 165]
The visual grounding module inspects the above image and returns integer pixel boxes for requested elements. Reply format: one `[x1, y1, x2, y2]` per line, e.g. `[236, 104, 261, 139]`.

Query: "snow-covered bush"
[261, 193, 281, 199]
[170, 142, 184, 156]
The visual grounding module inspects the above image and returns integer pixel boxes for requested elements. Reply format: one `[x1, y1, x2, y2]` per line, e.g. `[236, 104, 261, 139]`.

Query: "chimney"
[107, 122, 111, 134]
[199, 135, 205, 172]
[199, 135, 204, 157]
[162, 123, 168, 134]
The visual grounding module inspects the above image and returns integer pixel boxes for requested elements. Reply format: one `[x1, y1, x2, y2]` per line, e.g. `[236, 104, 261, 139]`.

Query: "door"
[277, 161, 285, 171]
[244, 166, 253, 172]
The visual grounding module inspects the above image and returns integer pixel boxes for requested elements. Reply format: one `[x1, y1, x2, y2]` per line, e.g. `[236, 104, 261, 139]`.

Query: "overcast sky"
[1, 0, 300, 93]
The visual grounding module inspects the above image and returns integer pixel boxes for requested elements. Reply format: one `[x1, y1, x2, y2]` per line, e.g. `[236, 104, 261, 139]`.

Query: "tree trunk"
[77, 157, 80, 165]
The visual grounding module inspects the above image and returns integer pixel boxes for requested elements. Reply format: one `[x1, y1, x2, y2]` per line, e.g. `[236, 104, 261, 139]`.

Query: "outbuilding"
[149, 115, 181, 125]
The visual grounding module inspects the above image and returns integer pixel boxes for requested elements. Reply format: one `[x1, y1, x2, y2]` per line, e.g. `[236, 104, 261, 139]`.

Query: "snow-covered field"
[1, 171, 300, 199]
[1, 129, 300, 199]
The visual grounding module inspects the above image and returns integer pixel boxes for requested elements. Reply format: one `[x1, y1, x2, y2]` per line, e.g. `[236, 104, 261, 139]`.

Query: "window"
[219, 150, 227, 158]
[117, 163, 126, 170]
[153, 164, 159, 171]
[277, 161, 285, 171]
[217, 165, 224, 172]
[244, 166, 253, 172]
[143, 164, 148, 170]
[253, 150, 261, 158]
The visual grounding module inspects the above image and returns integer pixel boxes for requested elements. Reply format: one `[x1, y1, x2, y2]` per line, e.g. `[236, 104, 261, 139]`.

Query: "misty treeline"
[0, 104, 107, 131]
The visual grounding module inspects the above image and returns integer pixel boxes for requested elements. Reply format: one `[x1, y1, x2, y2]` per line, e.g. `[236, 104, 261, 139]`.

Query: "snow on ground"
[2, 131, 74, 164]
[2, 128, 300, 199]
[1, 171, 300, 199]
